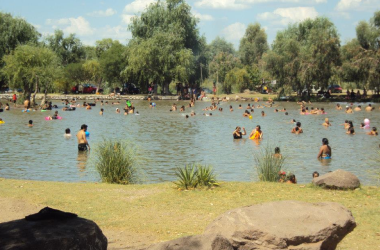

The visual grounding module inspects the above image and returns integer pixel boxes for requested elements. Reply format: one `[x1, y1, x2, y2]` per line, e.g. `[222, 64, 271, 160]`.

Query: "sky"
[1, 0, 379, 49]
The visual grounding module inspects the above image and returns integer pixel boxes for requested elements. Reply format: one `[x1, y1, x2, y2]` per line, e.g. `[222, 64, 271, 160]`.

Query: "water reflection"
[77, 151, 88, 172]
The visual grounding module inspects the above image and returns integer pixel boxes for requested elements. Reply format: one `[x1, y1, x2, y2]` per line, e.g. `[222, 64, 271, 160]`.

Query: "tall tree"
[2, 45, 60, 105]
[264, 17, 340, 96]
[239, 23, 268, 66]
[126, 0, 201, 93]
[45, 30, 85, 66]
[0, 12, 40, 89]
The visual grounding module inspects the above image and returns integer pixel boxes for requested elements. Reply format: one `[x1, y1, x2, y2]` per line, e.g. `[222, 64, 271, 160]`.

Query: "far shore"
[0, 178, 379, 250]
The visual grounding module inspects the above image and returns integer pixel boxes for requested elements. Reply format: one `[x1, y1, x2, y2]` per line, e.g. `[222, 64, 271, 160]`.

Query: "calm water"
[0, 99, 379, 185]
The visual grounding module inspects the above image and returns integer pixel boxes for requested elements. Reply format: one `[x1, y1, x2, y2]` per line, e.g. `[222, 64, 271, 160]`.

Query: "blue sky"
[1, 0, 379, 49]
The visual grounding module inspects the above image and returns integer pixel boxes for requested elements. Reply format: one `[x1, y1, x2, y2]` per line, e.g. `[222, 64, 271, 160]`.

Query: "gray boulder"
[147, 201, 355, 250]
[312, 169, 360, 189]
[147, 234, 233, 250]
[0, 217, 107, 250]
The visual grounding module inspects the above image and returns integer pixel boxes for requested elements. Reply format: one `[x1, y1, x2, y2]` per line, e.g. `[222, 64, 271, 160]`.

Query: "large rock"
[0, 216, 107, 250]
[146, 201, 356, 250]
[312, 169, 360, 189]
[147, 234, 233, 250]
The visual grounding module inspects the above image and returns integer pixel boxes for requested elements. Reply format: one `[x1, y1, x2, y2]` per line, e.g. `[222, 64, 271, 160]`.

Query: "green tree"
[2, 45, 60, 105]
[99, 41, 127, 92]
[208, 36, 236, 60]
[225, 67, 251, 93]
[126, 0, 201, 93]
[209, 52, 241, 94]
[83, 59, 102, 93]
[45, 30, 85, 66]
[0, 12, 40, 89]
[239, 23, 268, 66]
[264, 17, 340, 96]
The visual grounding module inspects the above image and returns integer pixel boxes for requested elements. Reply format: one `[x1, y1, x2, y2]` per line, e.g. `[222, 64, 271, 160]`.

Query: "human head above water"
[81, 124, 88, 130]
[275, 147, 280, 154]
[322, 138, 329, 145]
[313, 171, 319, 178]
[65, 128, 70, 134]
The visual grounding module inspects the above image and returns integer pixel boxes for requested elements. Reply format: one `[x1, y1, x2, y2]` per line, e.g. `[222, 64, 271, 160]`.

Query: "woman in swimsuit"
[317, 138, 331, 159]
[233, 127, 246, 139]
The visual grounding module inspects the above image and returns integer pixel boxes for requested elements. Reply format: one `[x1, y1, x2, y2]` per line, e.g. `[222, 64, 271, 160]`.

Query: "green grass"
[0, 179, 378, 249]
[253, 145, 286, 182]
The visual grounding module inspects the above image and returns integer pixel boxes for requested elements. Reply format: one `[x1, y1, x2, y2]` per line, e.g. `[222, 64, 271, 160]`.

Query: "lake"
[0, 99, 379, 185]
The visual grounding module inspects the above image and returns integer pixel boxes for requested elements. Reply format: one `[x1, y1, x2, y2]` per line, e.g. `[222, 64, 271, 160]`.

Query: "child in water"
[367, 127, 378, 136]
[64, 128, 71, 138]
[274, 147, 282, 159]
[28, 120, 33, 127]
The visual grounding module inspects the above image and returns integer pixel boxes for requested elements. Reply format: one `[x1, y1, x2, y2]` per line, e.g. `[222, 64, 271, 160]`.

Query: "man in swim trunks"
[77, 124, 90, 151]
[317, 138, 331, 159]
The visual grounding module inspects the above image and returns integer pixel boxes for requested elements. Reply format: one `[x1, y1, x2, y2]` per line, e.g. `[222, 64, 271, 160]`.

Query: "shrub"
[253, 145, 286, 182]
[92, 139, 140, 184]
[174, 164, 219, 190]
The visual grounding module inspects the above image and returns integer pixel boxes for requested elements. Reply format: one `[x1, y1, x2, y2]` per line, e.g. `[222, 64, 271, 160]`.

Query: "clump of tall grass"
[253, 145, 286, 182]
[92, 139, 140, 184]
[174, 164, 219, 190]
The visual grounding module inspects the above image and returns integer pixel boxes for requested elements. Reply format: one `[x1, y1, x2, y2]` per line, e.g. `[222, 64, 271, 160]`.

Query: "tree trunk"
[30, 79, 38, 108]
[40, 89, 48, 107]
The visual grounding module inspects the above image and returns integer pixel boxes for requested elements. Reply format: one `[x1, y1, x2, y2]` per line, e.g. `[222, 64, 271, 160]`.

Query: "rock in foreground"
[312, 169, 360, 189]
[0, 215, 107, 250]
[147, 201, 356, 250]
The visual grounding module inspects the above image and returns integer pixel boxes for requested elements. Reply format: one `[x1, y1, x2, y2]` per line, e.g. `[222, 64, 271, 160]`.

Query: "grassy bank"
[0, 178, 379, 249]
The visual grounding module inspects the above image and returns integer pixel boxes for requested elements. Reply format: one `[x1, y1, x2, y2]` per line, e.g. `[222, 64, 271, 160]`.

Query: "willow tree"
[125, 0, 202, 93]
[264, 17, 341, 96]
[239, 23, 269, 66]
[0, 12, 40, 89]
[2, 45, 60, 106]
[340, 11, 380, 93]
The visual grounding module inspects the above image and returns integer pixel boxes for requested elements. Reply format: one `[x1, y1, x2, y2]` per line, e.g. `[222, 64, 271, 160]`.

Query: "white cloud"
[46, 16, 94, 36]
[243, 0, 326, 3]
[88, 8, 116, 17]
[192, 10, 214, 21]
[98, 25, 132, 41]
[121, 14, 136, 24]
[124, 0, 156, 13]
[195, 0, 249, 10]
[336, 0, 361, 11]
[258, 7, 318, 25]
[221, 22, 246, 41]
[335, 0, 380, 11]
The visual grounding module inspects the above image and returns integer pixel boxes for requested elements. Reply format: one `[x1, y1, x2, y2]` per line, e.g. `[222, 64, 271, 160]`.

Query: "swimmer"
[230, 105, 233, 112]
[191, 111, 196, 117]
[274, 109, 278, 113]
[354, 105, 361, 111]
[367, 127, 378, 136]
[47, 111, 59, 120]
[336, 103, 342, 110]
[180, 106, 185, 112]
[345, 106, 353, 114]
[246, 104, 251, 109]
[5, 103, 10, 111]
[86, 104, 92, 110]
[365, 104, 374, 111]
[116, 108, 120, 114]
[28, 120, 33, 127]
[261, 111, 266, 117]
[124, 110, 128, 116]
[341, 120, 349, 130]
[64, 128, 71, 138]
[249, 125, 263, 139]
[317, 138, 331, 159]
[243, 110, 250, 117]
[233, 126, 246, 139]
[76, 124, 90, 151]
[322, 118, 331, 127]
[100, 108, 104, 115]
[346, 121, 355, 134]
[312, 171, 319, 178]
[185, 115, 189, 119]
[274, 147, 282, 159]
[286, 173, 297, 184]
[291, 122, 303, 134]
[238, 104, 242, 109]
[285, 112, 288, 116]
[171, 104, 177, 111]
[360, 122, 365, 129]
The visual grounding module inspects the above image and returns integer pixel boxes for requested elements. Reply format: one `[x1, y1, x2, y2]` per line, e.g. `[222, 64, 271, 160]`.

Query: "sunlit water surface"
[0, 99, 379, 185]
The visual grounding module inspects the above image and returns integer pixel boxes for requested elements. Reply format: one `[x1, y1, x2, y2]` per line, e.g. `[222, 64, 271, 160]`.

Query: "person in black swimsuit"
[233, 126, 246, 139]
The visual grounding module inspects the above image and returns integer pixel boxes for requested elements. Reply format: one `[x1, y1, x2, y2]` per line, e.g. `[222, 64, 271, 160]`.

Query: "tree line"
[0, 0, 379, 105]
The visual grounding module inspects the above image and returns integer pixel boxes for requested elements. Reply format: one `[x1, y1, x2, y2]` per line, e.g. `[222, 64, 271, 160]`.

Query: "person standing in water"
[249, 125, 263, 139]
[317, 138, 331, 159]
[77, 124, 90, 151]
[233, 126, 246, 139]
